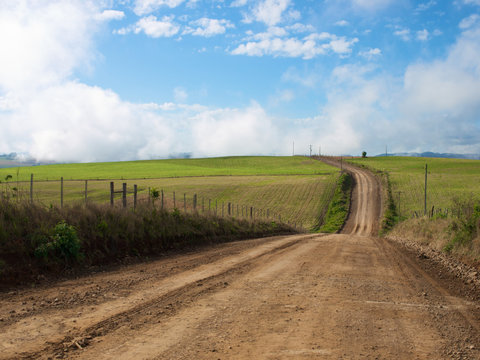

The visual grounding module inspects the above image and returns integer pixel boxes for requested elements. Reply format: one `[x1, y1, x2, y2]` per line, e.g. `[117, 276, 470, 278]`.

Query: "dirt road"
[1, 162, 479, 359]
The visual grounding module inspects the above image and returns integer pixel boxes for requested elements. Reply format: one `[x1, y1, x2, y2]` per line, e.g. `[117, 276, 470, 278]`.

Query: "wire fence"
[0, 175, 317, 230]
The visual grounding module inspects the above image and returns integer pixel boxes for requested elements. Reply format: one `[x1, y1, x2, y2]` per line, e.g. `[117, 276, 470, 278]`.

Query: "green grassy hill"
[0, 156, 331, 181]
[0, 156, 339, 230]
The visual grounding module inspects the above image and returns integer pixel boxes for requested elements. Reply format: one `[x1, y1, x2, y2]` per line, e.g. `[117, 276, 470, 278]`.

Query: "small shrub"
[35, 221, 83, 265]
[443, 199, 480, 253]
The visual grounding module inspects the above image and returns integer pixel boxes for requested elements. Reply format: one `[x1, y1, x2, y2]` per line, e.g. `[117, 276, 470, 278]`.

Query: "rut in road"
[0, 159, 479, 359]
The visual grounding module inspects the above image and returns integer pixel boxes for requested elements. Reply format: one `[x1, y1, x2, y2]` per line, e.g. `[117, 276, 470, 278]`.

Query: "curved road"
[0, 160, 479, 359]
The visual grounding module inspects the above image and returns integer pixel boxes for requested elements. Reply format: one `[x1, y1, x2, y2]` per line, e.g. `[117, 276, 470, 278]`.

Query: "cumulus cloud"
[0, 1, 98, 92]
[459, 14, 480, 29]
[232, 30, 358, 59]
[415, 1, 437, 12]
[133, 0, 186, 16]
[416, 29, 429, 41]
[231, 0, 248, 7]
[359, 48, 382, 59]
[0, 0, 285, 162]
[394, 28, 411, 41]
[311, 23, 480, 155]
[252, 0, 292, 26]
[184, 18, 234, 37]
[95, 10, 125, 21]
[117, 15, 180, 38]
[335, 20, 349, 26]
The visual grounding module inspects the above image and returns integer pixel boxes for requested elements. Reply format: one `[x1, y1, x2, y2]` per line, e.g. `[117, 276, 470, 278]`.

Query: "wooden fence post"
[184, 193, 186, 212]
[173, 191, 176, 209]
[161, 190, 164, 210]
[60, 177, 64, 208]
[85, 180, 88, 205]
[202, 197, 205, 213]
[209, 199, 211, 213]
[250, 207, 253, 219]
[122, 183, 127, 208]
[134, 184, 137, 209]
[30, 174, 33, 203]
[228, 202, 231, 216]
[193, 194, 197, 212]
[110, 182, 114, 207]
[148, 187, 151, 205]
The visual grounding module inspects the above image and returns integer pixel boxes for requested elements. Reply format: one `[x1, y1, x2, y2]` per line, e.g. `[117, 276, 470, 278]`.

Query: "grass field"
[348, 156, 480, 218]
[0, 156, 339, 230]
[0, 156, 331, 181]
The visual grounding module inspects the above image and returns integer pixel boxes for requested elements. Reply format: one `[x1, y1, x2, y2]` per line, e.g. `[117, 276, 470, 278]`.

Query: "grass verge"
[0, 199, 296, 287]
[314, 172, 353, 233]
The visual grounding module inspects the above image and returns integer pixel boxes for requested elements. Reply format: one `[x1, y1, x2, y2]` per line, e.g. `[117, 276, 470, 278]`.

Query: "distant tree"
[362, 151, 367, 158]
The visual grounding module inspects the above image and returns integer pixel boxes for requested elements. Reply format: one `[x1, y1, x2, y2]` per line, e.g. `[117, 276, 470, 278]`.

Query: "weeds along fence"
[0, 175, 305, 230]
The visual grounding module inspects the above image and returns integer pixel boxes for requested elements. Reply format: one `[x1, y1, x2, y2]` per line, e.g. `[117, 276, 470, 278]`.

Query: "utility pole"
[309, 145, 312, 157]
[424, 164, 428, 216]
[292, 141, 295, 156]
[386, 145, 388, 157]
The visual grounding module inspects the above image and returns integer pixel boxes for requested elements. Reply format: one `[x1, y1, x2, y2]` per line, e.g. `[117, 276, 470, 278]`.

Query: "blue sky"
[1, 0, 480, 162]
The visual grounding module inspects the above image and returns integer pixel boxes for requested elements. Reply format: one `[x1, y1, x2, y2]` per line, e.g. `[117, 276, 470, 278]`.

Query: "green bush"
[34, 221, 83, 265]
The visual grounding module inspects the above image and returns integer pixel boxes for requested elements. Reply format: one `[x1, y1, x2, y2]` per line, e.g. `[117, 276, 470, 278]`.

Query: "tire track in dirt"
[0, 235, 315, 359]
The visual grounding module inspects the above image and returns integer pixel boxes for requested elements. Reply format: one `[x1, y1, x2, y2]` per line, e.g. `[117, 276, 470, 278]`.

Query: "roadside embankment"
[0, 200, 296, 287]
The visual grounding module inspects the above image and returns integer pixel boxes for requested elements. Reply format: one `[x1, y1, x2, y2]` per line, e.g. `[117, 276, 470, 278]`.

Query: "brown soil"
[1, 160, 479, 359]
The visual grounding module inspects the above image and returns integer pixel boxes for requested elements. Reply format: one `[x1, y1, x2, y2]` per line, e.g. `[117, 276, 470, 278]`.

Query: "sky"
[1, 0, 480, 163]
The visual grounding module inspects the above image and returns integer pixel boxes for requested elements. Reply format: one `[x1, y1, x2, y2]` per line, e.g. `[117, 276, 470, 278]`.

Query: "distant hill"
[0, 153, 49, 168]
[375, 152, 480, 160]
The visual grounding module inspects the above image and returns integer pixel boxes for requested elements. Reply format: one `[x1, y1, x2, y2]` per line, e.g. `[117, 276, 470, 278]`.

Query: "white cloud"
[350, 0, 395, 11]
[133, 0, 186, 16]
[287, 23, 315, 33]
[184, 18, 234, 37]
[335, 20, 349, 26]
[359, 48, 382, 59]
[174, 87, 188, 102]
[416, 29, 429, 41]
[307, 23, 480, 155]
[252, 0, 292, 26]
[415, 1, 436, 12]
[0, 1, 97, 93]
[118, 15, 180, 38]
[232, 31, 358, 59]
[464, 0, 480, 5]
[95, 10, 125, 21]
[394, 28, 410, 41]
[231, 0, 248, 7]
[190, 103, 280, 157]
[459, 14, 480, 29]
